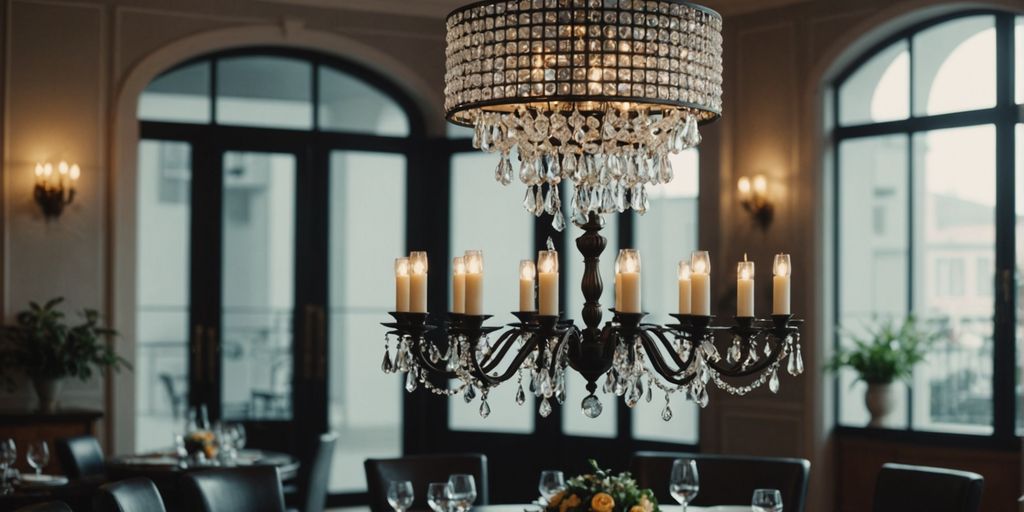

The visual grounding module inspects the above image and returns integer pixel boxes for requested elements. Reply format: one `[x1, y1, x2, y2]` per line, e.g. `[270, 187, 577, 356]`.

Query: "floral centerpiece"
[184, 430, 217, 460]
[547, 461, 659, 512]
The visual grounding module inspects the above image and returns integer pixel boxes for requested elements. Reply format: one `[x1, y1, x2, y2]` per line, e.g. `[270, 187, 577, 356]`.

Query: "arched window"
[133, 48, 421, 498]
[831, 12, 1023, 439]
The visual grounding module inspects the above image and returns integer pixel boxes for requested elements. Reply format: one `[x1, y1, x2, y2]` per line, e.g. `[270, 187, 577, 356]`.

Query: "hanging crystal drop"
[544, 186, 556, 215]
[787, 350, 798, 376]
[534, 186, 545, 216]
[603, 370, 615, 394]
[625, 381, 640, 408]
[523, 186, 537, 213]
[581, 394, 603, 418]
[497, 155, 514, 185]
[661, 393, 673, 421]
[552, 207, 566, 232]
[539, 397, 552, 418]
[555, 386, 566, 405]
[479, 399, 491, 418]
[429, 344, 440, 364]
[381, 348, 393, 373]
[464, 384, 477, 403]
[515, 383, 526, 405]
[645, 378, 654, 403]
[405, 371, 417, 393]
[396, 343, 408, 372]
[795, 345, 805, 375]
[696, 385, 709, 407]
[528, 371, 539, 394]
[683, 114, 701, 148]
[727, 341, 741, 364]
[769, 369, 780, 394]
[764, 341, 773, 357]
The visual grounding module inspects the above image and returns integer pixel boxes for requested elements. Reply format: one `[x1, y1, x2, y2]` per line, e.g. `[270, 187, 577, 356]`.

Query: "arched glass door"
[134, 48, 422, 498]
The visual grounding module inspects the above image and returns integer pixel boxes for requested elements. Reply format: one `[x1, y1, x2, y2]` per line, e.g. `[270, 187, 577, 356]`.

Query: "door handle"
[206, 327, 218, 384]
[192, 325, 204, 384]
[315, 306, 327, 380]
[303, 305, 315, 380]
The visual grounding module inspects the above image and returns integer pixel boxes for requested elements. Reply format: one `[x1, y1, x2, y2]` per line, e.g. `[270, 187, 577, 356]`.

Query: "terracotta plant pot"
[32, 377, 63, 413]
[864, 382, 896, 428]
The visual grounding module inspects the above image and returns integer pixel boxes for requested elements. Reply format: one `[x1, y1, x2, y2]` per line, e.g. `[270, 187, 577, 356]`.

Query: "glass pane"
[139, 61, 211, 124]
[1017, 124, 1023, 434]
[913, 16, 996, 116]
[562, 194, 618, 438]
[447, 123, 475, 139]
[839, 40, 909, 125]
[1017, 17, 1023, 105]
[329, 151, 405, 492]
[449, 152, 534, 433]
[221, 151, 296, 420]
[216, 56, 313, 129]
[135, 140, 192, 452]
[837, 134, 910, 428]
[911, 125, 995, 434]
[318, 67, 409, 136]
[632, 149, 699, 444]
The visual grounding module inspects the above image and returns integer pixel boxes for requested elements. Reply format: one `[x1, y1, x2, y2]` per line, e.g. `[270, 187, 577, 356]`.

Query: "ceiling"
[261, 0, 813, 19]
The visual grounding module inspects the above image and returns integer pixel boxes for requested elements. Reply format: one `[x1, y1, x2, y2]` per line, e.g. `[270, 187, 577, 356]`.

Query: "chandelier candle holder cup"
[33, 161, 80, 219]
[382, 0, 803, 421]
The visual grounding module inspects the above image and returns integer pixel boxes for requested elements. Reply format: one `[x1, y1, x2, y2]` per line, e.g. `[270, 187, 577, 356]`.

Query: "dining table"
[475, 504, 753, 512]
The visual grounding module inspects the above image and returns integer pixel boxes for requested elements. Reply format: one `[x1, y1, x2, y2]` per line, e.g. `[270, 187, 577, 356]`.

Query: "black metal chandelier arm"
[469, 331, 543, 387]
[408, 336, 460, 378]
[705, 344, 783, 377]
[643, 326, 696, 372]
[546, 327, 579, 375]
[480, 328, 528, 373]
[637, 331, 695, 386]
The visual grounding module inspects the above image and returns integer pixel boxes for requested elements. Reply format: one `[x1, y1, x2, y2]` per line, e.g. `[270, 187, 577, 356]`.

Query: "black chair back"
[294, 432, 338, 512]
[14, 503, 72, 512]
[55, 435, 106, 479]
[629, 451, 810, 512]
[93, 477, 167, 512]
[364, 454, 489, 512]
[181, 466, 286, 512]
[873, 463, 984, 512]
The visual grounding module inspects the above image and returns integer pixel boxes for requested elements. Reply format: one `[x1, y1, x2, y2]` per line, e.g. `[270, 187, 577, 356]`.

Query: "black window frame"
[829, 9, 1023, 449]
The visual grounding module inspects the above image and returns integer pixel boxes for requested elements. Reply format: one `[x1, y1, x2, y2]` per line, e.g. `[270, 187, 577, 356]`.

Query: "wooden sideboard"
[0, 409, 102, 474]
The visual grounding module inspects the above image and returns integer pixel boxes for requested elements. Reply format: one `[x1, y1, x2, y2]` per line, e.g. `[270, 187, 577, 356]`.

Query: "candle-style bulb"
[678, 261, 691, 280]
[33, 163, 44, 178]
[453, 256, 466, 275]
[738, 259, 754, 280]
[465, 250, 483, 274]
[753, 174, 768, 195]
[43, 163, 53, 177]
[395, 257, 409, 276]
[58, 161, 69, 175]
[69, 164, 81, 181]
[537, 250, 558, 273]
[520, 260, 536, 279]
[409, 251, 428, 274]
[774, 253, 791, 276]
[737, 176, 751, 199]
[691, 250, 710, 274]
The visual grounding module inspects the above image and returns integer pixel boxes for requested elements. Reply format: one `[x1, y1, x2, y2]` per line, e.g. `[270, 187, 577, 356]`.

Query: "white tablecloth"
[475, 505, 749, 512]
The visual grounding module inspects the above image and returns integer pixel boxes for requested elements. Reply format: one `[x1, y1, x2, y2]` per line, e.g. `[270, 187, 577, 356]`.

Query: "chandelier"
[381, 0, 804, 421]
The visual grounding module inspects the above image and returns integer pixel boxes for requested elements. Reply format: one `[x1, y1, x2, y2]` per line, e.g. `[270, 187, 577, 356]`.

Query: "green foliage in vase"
[827, 315, 939, 385]
[545, 460, 659, 512]
[0, 297, 129, 388]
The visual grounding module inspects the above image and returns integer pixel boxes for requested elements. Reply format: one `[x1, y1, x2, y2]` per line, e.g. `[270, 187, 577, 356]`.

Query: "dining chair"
[181, 466, 286, 512]
[13, 502, 73, 512]
[364, 453, 489, 512]
[629, 451, 811, 512]
[287, 432, 339, 512]
[872, 463, 984, 512]
[55, 435, 106, 480]
[93, 477, 168, 512]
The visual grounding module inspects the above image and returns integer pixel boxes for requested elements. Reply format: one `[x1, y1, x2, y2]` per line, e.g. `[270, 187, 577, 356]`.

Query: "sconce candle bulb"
[738, 173, 773, 229]
[32, 160, 79, 219]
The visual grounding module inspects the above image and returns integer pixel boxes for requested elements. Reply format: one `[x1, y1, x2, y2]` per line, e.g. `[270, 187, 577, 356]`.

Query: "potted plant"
[0, 298, 129, 412]
[827, 315, 938, 427]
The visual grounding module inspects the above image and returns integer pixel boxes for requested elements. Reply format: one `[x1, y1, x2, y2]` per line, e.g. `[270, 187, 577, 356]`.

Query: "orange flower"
[629, 506, 644, 512]
[590, 492, 615, 512]
[548, 491, 566, 508]
[560, 494, 581, 512]
[640, 496, 654, 512]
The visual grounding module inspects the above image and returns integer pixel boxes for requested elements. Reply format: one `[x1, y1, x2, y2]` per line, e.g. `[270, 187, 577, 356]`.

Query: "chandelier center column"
[576, 212, 606, 336]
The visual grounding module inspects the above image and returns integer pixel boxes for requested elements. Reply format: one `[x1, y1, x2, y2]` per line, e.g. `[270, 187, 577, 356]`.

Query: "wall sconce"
[737, 174, 773, 229]
[33, 160, 80, 219]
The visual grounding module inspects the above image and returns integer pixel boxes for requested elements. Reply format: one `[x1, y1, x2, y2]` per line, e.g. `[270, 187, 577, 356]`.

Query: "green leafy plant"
[545, 460, 659, 512]
[0, 297, 129, 389]
[827, 315, 939, 384]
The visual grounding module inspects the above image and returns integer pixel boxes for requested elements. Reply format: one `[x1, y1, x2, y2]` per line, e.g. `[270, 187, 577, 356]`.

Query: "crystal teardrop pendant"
[769, 369, 780, 394]
[515, 383, 526, 406]
[464, 384, 477, 403]
[539, 397, 552, 418]
[534, 186, 545, 216]
[794, 345, 804, 375]
[581, 394, 603, 418]
[696, 385, 709, 408]
[764, 341, 773, 357]
[661, 404, 673, 422]
[645, 379, 653, 403]
[602, 371, 615, 394]
[727, 342, 741, 364]
[479, 399, 491, 418]
[787, 350, 798, 376]
[552, 208, 566, 232]
[683, 114, 701, 148]
[405, 371, 417, 393]
[523, 186, 536, 212]
[381, 349, 393, 373]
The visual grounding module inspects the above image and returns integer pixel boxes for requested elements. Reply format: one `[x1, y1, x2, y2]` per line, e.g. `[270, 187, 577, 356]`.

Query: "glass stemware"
[538, 470, 565, 503]
[26, 440, 49, 476]
[448, 474, 477, 512]
[669, 459, 699, 512]
[751, 489, 783, 512]
[0, 439, 16, 494]
[387, 480, 414, 512]
[427, 482, 454, 512]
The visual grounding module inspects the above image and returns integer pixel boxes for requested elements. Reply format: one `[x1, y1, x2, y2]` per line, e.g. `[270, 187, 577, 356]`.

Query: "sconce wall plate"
[33, 161, 79, 220]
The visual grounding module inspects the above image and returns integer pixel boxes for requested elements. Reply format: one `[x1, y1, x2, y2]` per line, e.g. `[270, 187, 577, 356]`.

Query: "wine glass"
[230, 423, 247, 451]
[448, 474, 477, 512]
[538, 470, 565, 503]
[387, 480, 414, 512]
[669, 459, 699, 511]
[0, 439, 16, 494]
[751, 489, 783, 512]
[427, 482, 454, 512]
[26, 440, 50, 476]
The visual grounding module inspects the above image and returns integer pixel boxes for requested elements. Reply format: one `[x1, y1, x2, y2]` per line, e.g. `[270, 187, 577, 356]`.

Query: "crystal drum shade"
[444, 0, 724, 228]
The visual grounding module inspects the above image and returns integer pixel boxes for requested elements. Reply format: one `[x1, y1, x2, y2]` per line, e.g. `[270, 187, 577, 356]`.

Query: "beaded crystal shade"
[444, 0, 723, 229]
